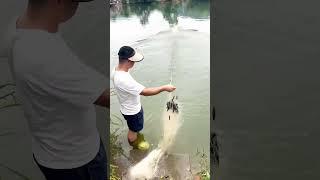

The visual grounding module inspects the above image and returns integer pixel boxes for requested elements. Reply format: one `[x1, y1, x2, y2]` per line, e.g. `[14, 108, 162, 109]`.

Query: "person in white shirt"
[1, 0, 108, 180]
[112, 46, 176, 150]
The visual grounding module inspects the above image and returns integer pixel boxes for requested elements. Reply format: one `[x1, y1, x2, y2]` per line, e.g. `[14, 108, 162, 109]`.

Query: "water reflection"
[110, 0, 210, 26]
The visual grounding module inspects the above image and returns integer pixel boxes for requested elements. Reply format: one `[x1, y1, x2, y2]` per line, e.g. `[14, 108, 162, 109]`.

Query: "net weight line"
[169, 36, 177, 86]
[166, 29, 179, 114]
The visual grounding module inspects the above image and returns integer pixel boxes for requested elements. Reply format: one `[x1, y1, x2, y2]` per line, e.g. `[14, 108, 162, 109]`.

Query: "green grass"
[194, 149, 210, 180]
[110, 115, 126, 179]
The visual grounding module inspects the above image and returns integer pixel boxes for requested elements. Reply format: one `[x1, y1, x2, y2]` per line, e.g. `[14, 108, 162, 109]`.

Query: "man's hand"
[161, 84, 176, 92]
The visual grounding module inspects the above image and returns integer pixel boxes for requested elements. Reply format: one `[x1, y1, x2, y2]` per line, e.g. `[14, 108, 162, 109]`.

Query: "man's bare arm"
[94, 90, 109, 108]
[140, 85, 176, 96]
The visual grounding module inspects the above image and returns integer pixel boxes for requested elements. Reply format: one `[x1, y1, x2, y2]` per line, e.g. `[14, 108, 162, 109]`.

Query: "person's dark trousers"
[33, 140, 107, 180]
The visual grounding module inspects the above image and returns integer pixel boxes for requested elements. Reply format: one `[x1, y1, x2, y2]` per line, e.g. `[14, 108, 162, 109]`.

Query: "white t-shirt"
[1, 19, 107, 169]
[112, 68, 145, 115]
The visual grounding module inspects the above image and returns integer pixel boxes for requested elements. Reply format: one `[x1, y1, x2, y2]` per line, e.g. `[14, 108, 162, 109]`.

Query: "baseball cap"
[118, 46, 144, 62]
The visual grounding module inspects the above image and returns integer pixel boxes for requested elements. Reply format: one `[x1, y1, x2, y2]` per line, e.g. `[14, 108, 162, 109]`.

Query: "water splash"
[128, 93, 183, 179]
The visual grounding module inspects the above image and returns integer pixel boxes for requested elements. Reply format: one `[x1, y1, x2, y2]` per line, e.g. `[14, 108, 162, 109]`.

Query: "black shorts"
[122, 107, 144, 132]
[33, 139, 107, 180]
